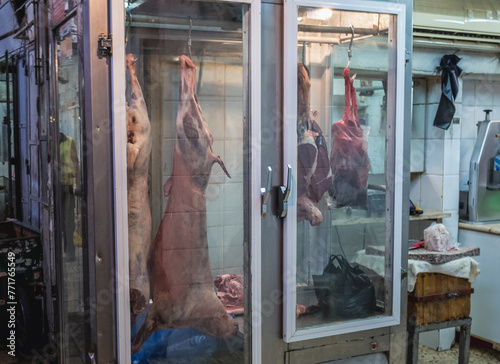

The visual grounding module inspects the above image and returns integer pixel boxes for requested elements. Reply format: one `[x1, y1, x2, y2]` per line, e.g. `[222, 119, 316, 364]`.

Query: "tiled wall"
[410, 75, 500, 241]
[410, 77, 462, 239]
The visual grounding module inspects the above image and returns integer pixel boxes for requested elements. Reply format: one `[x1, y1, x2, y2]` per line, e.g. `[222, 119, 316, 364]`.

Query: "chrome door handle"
[278, 165, 292, 218]
[261, 166, 272, 217]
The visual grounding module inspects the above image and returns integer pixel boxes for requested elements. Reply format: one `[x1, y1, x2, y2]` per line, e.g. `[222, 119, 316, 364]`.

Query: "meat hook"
[346, 25, 354, 68]
[187, 17, 193, 59]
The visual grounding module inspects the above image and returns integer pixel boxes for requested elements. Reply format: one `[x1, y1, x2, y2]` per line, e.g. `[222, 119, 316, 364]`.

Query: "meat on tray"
[132, 56, 238, 353]
[126, 53, 153, 322]
[329, 68, 369, 208]
[297, 63, 332, 226]
[215, 274, 244, 315]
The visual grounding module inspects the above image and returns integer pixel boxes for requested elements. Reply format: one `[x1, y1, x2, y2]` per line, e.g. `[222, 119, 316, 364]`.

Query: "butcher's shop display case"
[115, 0, 261, 362]
[283, 0, 406, 342]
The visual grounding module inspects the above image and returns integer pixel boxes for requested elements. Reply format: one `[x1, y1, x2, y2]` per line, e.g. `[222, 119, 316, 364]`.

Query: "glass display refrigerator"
[47, 0, 412, 362]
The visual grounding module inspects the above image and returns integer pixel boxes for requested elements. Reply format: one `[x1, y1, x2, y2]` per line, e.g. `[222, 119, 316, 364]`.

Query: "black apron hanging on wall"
[433, 54, 462, 130]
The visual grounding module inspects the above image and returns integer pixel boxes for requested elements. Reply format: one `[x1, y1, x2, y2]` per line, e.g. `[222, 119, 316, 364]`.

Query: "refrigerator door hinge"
[401, 267, 408, 281]
[405, 49, 411, 64]
[98, 33, 113, 58]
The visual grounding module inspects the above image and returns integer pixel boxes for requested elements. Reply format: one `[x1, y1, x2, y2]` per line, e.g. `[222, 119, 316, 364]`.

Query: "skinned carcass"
[329, 68, 369, 208]
[132, 56, 237, 353]
[126, 53, 152, 322]
[297, 63, 332, 226]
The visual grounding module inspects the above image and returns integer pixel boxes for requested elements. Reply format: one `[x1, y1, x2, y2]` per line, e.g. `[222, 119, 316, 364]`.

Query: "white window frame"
[110, 0, 261, 362]
[283, 0, 406, 343]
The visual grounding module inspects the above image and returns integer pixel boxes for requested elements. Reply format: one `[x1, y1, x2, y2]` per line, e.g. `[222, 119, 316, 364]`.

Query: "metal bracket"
[98, 33, 113, 58]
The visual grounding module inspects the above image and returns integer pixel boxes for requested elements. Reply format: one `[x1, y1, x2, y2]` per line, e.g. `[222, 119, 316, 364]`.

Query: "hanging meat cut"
[297, 63, 332, 226]
[329, 68, 369, 208]
[132, 56, 237, 353]
[126, 53, 152, 322]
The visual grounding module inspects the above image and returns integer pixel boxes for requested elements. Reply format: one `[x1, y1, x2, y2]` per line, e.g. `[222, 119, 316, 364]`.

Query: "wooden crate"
[408, 273, 473, 326]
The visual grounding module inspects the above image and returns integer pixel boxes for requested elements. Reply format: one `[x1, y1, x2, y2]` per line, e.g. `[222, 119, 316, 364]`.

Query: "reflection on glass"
[295, 7, 393, 329]
[126, 1, 247, 362]
[56, 18, 86, 362]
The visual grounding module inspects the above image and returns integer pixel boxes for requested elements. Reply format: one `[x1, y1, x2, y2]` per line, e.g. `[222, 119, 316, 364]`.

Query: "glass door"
[283, 0, 406, 342]
[110, 0, 261, 362]
[54, 15, 89, 362]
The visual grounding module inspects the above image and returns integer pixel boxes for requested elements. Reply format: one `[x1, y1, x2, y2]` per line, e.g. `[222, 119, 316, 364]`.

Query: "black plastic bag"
[433, 55, 462, 130]
[312, 255, 376, 319]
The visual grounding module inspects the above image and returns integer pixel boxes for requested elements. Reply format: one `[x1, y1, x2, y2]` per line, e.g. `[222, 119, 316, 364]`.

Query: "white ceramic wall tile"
[224, 65, 243, 99]
[207, 226, 224, 248]
[425, 103, 445, 139]
[475, 80, 494, 106]
[367, 136, 385, 174]
[223, 225, 243, 247]
[412, 104, 426, 139]
[413, 79, 427, 105]
[161, 101, 177, 139]
[223, 267, 244, 276]
[443, 139, 461, 175]
[493, 81, 500, 106]
[442, 210, 459, 244]
[224, 183, 243, 211]
[206, 183, 223, 212]
[223, 245, 243, 269]
[200, 99, 226, 139]
[223, 210, 244, 226]
[209, 247, 224, 270]
[455, 78, 463, 104]
[224, 139, 244, 184]
[461, 80, 475, 106]
[207, 211, 223, 228]
[444, 103, 461, 140]
[409, 175, 422, 207]
[492, 106, 500, 120]
[424, 139, 444, 175]
[420, 174, 443, 210]
[442, 175, 460, 211]
[460, 139, 474, 175]
[211, 268, 224, 280]
[225, 101, 244, 140]
[460, 106, 476, 140]
[410, 139, 425, 173]
[198, 60, 225, 98]
[426, 78, 442, 104]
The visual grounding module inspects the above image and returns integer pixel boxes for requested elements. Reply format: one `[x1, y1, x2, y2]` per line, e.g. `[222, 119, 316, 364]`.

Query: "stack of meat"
[214, 274, 244, 315]
[297, 63, 332, 226]
[329, 68, 369, 208]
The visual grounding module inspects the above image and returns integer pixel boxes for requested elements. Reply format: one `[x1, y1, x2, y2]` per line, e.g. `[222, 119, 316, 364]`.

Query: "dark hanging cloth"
[433, 55, 462, 130]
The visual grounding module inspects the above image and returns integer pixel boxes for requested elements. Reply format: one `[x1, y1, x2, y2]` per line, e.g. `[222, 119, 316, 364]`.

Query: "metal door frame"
[259, 0, 412, 362]
[110, 0, 262, 362]
[283, 0, 406, 343]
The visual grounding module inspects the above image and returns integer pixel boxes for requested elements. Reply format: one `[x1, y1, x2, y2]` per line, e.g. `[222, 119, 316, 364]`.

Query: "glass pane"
[56, 17, 87, 362]
[0, 60, 15, 220]
[125, 1, 248, 362]
[295, 7, 394, 330]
